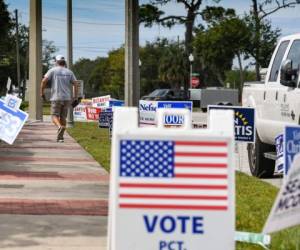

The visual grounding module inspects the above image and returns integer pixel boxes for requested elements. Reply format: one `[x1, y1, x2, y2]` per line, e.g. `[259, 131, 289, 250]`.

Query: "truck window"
[269, 40, 289, 82]
[287, 40, 300, 72]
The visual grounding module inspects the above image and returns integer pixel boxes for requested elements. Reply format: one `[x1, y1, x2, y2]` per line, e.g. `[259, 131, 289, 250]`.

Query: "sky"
[5, 0, 300, 63]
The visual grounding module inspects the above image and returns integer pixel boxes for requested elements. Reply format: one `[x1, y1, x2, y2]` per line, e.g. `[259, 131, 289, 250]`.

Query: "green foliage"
[194, 8, 251, 86]
[87, 57, 110, 97]
[244, 15, 280, 68]
[42, 40, 58, 74]
[0, 2, 58, 96]
[73, 39, 189, 99]
[0, 0, 13, 95]
[139, 4, 164, 27]
[225, 70, 256, 89]
[72, 57, 101, 96]
[158, 41, 187, 89]
[105, 48, 125, 99]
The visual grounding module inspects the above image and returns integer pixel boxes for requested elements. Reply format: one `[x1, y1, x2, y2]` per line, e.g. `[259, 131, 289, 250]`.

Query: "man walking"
[40, 55, 78, 142]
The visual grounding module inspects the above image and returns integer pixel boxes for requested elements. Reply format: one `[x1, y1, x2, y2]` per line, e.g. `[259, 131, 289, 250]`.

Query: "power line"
[20, 11, 124, 26]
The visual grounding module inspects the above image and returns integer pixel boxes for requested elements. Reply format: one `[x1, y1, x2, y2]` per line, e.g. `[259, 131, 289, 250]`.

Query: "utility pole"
[15, 9, 21, 98]
[125, 0, 140, 106]
[66, 0, 74, 127]
[28, 0, 42, 121]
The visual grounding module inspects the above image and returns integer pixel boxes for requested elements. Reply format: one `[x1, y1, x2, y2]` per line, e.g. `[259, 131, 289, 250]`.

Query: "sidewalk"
[0, 120, 109, 250]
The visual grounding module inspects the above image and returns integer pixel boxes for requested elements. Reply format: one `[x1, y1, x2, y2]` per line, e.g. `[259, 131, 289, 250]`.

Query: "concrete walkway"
[0, 121, 109, 249]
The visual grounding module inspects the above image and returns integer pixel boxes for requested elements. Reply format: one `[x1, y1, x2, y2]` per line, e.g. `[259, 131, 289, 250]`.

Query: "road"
[192, 111, 282, 188]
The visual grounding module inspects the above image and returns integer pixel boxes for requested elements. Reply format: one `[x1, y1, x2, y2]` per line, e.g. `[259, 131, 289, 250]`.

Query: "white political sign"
[263, 153, 300, 234]
[139, 100, 157, 126]
[92, 95, 111, 108]
[73, 105, 87, 121]
[0, 97, 28, 145]
[108, 107, 235, 250]
[6, 77, 12, 92]
[4, 94, 22, 110]
[139, 100, 193, 127]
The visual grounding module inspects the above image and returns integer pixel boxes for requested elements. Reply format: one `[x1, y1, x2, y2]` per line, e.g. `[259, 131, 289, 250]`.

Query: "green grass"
[236, 172, 300, 250]
[67, 122, 111, 171]
[68, 122, 300, 249]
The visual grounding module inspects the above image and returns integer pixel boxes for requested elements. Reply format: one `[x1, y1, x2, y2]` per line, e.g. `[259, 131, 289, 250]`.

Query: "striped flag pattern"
[118, 139, 229, 211]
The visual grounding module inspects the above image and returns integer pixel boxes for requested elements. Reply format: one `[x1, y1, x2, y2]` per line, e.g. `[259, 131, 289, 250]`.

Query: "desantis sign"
[208, 106, 255, 143]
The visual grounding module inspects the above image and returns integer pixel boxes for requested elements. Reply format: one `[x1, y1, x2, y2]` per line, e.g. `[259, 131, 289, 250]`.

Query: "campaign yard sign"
[208, 106, 255, 143]
[263, 154, 300, 234]
[157, 101, 193, 111]
[139, 101, 193, 127]
[92, 95, 111, 108]
[109, 107, 235, 250]
[99, 108, 113, 128]
[0, 98, 28, 144]
[73, 105, 87, 121]
[158, 101, 193, 127]
[86, 107, 101, 121]
[275, 134, 284, 174]
[284, 126, 300, 175]
[139, 100, 157, 126]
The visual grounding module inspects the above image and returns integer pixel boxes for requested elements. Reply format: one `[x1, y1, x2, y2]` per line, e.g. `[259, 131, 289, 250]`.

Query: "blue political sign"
[164, 114, 184, 125]
[99, 109, 113, 128]
[0, 99, 28, 144]
[284, 126, 300, 175]
[157, 101, 193, 126]
[157, 101, 193, 111]
[275, 134, 284, 174]
[208, 105, 255, 143]
[109, 100, 124, 107]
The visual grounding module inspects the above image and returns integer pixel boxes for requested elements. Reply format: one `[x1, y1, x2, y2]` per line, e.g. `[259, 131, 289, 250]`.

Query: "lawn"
[68, 122, 300, 249]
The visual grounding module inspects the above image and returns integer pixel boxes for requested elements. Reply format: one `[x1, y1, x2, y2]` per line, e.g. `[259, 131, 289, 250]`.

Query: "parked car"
[141, 89, 188, 101]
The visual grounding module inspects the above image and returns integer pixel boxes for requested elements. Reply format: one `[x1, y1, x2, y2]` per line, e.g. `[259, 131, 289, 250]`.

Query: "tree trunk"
[236, 52, 244, 96]
[216, 71, 225, 87]
[185, 12, 195, 55]
[184, 10, 196, 91]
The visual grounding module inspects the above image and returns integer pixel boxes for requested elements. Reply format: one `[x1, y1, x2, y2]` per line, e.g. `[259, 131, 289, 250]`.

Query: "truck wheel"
[247, 132, 275, 178]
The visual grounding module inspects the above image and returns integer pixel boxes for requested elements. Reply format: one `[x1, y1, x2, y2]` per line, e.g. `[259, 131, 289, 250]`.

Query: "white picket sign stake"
[108, 107, 235, 250]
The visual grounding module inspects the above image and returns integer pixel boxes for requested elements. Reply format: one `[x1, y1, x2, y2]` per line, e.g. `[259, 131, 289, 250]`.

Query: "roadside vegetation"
[68, 122, 300, 250]
[2, 1, 298, 98]
[21, 101, 51, 115]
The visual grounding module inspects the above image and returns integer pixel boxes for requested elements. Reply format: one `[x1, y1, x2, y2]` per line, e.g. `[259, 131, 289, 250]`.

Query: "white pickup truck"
[243, 33, 300, 178]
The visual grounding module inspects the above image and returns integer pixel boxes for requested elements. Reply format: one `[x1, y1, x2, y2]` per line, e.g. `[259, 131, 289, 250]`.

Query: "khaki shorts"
[51, 101, 70, 119]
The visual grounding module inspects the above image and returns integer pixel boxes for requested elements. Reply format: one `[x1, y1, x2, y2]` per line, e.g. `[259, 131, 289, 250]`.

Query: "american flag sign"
[119, 139, 229, 211]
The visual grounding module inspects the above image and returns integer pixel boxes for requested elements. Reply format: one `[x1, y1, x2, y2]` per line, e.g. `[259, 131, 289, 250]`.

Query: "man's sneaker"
[57, 126, 65, 142]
